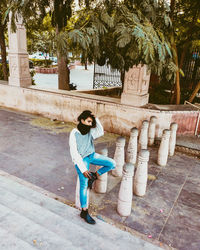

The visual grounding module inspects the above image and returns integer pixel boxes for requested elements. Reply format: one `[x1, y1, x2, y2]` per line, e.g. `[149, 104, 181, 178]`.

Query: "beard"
[77, 122, 91, 135]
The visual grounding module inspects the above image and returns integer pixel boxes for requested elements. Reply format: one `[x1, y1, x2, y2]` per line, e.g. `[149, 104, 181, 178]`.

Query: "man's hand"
[83, 171, 91, 179]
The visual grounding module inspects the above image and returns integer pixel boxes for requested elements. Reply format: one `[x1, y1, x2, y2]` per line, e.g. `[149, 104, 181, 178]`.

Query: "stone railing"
[0, 83, 199, 137]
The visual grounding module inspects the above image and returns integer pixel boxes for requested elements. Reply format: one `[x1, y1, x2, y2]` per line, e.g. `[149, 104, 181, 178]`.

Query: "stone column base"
[9, 76, 32, 88]
[121, 92, 149, 107]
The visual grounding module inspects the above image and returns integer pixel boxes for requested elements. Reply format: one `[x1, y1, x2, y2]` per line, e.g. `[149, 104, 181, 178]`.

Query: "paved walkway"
[176, 135, 200, 151]
[0, 107, 200, 250]
[33, 65, 94, 90]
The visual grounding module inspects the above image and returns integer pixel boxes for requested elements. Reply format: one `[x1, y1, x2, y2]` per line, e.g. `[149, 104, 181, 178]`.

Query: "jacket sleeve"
[69, 130, 87, 173]
[90, 118, 104, 140]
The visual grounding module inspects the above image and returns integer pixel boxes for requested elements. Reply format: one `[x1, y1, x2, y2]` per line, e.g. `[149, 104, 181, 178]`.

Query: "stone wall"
[0, 83, 199, 137]
[172, 112, 199, 135]
[76, 87, 122, 97]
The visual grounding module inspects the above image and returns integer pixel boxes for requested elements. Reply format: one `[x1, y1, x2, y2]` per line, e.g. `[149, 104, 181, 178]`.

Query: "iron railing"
[93, 63, 122, 89]
[181, 48, 200, 89]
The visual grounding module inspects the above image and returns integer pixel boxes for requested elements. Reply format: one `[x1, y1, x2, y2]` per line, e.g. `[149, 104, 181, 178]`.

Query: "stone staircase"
[0, 175, 162, 250]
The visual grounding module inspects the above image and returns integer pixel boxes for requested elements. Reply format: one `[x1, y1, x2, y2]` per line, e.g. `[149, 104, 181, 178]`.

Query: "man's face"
[81, 117, 93, 126]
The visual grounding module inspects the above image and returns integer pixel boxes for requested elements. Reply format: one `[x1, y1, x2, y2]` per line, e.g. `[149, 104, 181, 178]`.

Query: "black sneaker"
[88, 172, 98, 189]
[80, 209, 96, 224]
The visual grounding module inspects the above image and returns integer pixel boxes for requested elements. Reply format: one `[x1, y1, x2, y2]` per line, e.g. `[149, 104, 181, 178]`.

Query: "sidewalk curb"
[175, 145, 200, 158]
[154, 139, 200, 158]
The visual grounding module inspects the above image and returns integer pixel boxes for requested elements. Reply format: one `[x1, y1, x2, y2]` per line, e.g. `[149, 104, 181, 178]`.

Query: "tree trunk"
[170, 84, 175, 103]
[179, 44, 189, 70]
[56, 25, 70, 90]
[188, 81, 200, 103]
[175, 62, 181, 104]
[170, 45, 180, 104]
[170, 0, 176, 19]
[57, 54, 70, 90]
[169, 0, 181, 104]
[84, 60, 88, 70]
[0, 24, 8, 81]
[120, 69, 125, 92]
[190, 59, 199, 90]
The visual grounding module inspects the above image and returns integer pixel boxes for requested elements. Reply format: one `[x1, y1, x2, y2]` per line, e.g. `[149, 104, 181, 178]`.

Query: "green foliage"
[30, 59, 53, 67]
[30, 69, 36, 85]
[26, 14, 56, 56]
[2, 0, 178, 93]
[0, 63, 9, 80]
[172, 0, 200, 47]
[51, 0, 73, 31]
[170, 0, 200, 102]
[86, 0, 176, 84]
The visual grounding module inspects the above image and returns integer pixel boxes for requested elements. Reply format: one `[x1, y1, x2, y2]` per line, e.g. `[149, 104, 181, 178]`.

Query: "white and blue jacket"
[69, 118, 104, 173]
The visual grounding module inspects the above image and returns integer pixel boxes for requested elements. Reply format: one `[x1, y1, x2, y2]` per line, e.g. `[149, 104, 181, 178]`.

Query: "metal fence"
[93, 63, 122, 89]
[93, 48, 200, 90]
[181, 48, 200, 89]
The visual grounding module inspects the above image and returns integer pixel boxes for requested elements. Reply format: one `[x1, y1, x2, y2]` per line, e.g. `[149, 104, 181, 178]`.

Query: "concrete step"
[0, 187, 114, 250]
[0, 175, 162, 250]
[0, 203, 76, 250]
[0, 227, 36, 250]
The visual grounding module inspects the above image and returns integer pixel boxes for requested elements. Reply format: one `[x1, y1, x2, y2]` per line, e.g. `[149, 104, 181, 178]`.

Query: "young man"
[69, 110, 116, 224]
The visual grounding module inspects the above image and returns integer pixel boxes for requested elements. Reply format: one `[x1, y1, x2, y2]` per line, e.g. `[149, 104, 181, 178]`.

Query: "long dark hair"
[77, 110, 96, 128]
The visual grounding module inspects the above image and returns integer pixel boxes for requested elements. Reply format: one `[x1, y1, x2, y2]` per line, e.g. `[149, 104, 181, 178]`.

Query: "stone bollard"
[75, 176, 89, 210]
[148, 116, 157, 146]
[112, 136, 126, 177]
[126, 127, 138, 165]
[157, 129, 170, 167]
[139, 120, 149, 150]
[133, 149, 150, 196]
[95, 148, 108, 193]
[169, 123, 178, 156]
[117, 163, 134, 217]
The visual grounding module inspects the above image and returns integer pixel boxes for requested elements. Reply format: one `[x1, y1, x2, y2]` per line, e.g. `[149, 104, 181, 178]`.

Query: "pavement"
[0, 107, 200, 250]
[33, 65, 94, 90]
[176, 135, 200, 151]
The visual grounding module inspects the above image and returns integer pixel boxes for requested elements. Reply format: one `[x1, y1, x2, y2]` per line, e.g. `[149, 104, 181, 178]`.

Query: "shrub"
[30, 69, 36, 85]
[0, 63, 9, 80]
[31, 58, 53, 67]
[149, 84, 171, 104]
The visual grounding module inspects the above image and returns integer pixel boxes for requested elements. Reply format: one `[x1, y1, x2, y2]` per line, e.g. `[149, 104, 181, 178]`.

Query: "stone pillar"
[148, 116, 157, 146]
[117, 163, 134, 217]
[8, 13, 31, 87]
[95, 148, 108, 194]
[126, 127, 138, 165]
[121, 64, 150, 107]
[133, 149, 149, 196]
[75, 176, 89, 210]
[169, 123, 178, 156]
[157, 129, 170, 167]
[112, 136, 126, 177]
[139, 120, 149, 150]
